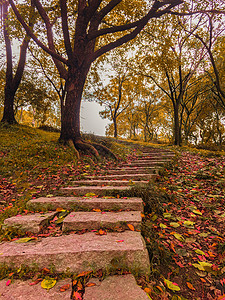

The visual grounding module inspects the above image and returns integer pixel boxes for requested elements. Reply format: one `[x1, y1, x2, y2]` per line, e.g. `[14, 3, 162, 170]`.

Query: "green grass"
[0, 123, 78, 178]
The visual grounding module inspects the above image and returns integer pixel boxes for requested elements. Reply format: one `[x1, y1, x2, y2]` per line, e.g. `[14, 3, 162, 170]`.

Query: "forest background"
[1, 0, 225, 149]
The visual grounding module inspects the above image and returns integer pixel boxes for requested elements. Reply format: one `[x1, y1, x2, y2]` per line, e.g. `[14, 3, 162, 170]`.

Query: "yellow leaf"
[41, 278, 56, 290]
[186, 282, 195, 290]
[127, 224, 135, 231]
[15, 237, 36, 243]
[164, 279, 181, 291]
[195, 249, 205, 255]
[93, 209, 101, 212]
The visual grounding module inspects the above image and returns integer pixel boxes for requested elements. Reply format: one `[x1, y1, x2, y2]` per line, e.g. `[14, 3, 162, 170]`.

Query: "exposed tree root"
[74, 139, 100, 159]
[59, 137, 117, 160]
[92, 142, 118, 160]
[67, 139, 80, 160]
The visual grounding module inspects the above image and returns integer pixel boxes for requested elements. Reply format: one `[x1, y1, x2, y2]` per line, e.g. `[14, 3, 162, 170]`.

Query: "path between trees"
[0, 147, 175, 299]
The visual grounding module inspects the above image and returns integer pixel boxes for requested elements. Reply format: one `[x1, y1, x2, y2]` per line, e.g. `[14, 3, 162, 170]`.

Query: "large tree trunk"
[59, 69, 85, 142]
[1, 87, 17, 124]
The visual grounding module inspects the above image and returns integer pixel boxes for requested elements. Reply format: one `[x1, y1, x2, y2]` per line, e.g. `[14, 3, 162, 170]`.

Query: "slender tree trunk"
[113, 117, 118, 138]
[174, 104, 182, 146]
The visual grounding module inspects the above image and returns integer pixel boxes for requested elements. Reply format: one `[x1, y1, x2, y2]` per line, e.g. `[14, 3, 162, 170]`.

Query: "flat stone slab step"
[0, 278, 71, 300]
[129, 159, 169, 164]
[136, 156, 172, 160]
[61, 185, 131, 196]
[62, 211, 142, 232]
[84, 274, 149, 300]
[27, 197, 144, 212]
[0, 231, 150, 274]
[107, 167, 158, 174]
[124, 161, 166, 167]
[85, 174, 155, 180]
[4, 212, 57, 233]
[72, 180, 150, 186]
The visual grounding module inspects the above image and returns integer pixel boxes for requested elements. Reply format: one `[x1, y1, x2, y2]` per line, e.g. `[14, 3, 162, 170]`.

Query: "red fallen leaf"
[6, 279, 11, 286]
[77, 271, 92, 278]
[86, 282, 96, 287]
[42, 267, 50, 274]
[29, 278, 42, 286]
[95, 229, 107, 235]
[127, 224, 135, 231]
[200, 278, 206, 283]
[8, 272, 14, 277]
[71, 291, 82, 300]
[60, 283, 70, 292]
[173, 258, 184, 268]
[170, 242, 176, 253]
[116, 240, 124, 242]
[187, 282, 195, 290]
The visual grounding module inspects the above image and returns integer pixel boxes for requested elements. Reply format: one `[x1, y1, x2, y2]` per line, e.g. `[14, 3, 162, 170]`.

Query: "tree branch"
[60, 0, 73, 60]
[91, 0, 183, 61]
[9, 0, 69, 73]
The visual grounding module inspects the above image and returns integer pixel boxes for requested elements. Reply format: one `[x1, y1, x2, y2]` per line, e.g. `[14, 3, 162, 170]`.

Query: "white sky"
[81, 101, 109, 136]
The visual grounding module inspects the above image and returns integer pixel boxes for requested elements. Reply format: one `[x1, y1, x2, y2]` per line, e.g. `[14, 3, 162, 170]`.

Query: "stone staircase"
[0, 147, 175, 299]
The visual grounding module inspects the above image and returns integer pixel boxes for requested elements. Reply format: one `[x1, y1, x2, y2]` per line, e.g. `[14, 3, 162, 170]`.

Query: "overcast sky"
[80, 101, 109, 136]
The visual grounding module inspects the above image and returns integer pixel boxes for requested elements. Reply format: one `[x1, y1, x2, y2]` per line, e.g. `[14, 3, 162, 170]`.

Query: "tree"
[133, 13, 207, 145]
[0, 0, 34, 124]
[9, 0, 183, 156]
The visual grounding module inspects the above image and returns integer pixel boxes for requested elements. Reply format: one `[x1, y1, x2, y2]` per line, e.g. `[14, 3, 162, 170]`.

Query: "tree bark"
[59, 68, 86, 142]
[1, 87, 17, 124]
[113, 117, 118, 138]
[1, 1, 33, 124]
[174, 104, 182, 146]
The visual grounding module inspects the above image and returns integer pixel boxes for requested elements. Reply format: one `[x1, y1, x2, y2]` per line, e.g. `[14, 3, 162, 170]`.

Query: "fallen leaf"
[170, 222, 180, 228]
[6, 279, 11, 286]
[195, 249, 205, 256]
[164, 279, 181, 291]
[71, 291, 82, 300]
[127, 224, 135, 231]
[160, 223, 167, 229]
[186, 282, 195, 290]
[86, 282, 96, 287]
[77, 271, 92, 278]
[41, 278, 57, 290]
[29, 278, 42, 286]
[96, 229, 107, 235]
[60, 284, 70, 292]
[15, 237, 37, 243]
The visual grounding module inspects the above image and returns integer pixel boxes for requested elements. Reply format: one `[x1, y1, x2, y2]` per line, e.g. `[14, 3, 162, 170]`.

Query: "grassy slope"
[1, 124, 225, 299]
[0, 124, 130, 225]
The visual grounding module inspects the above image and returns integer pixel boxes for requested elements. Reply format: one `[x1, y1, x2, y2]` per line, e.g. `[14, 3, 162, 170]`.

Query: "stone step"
[123, 161, 166, 167]
[72, 180, 150, 186]
[0, 278, 72, 300]
[136, 156, 172, 160]
[27, 197, 144, 212]
[61, 185, 131, 196]
[62, 211, 142, 232]
[84, 274, 150, 300]
[107, 167, 158, 174]
[141, 151, 175, 156]
[0, 231, 150, 275]
[130, 159, 170, 164]
[85, 174, 155, 180]
[3, 212, 57, 233]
